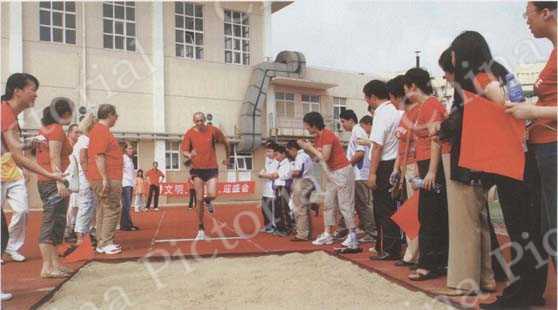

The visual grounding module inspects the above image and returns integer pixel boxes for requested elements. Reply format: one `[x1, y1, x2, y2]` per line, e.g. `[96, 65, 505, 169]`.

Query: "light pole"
[415, 50, 421, 68]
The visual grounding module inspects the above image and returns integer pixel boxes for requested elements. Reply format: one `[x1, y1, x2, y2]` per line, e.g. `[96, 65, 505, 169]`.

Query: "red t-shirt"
[395, 104, 420, 165]
[530, 48, 557, 144]
[414, 97, 449, 161]
[146, 168, 164, 186]
[181, 125, 226, 169]
[86, 123, 123, 181]
[314, 128, 349, 171]
[36, 124, 73, 181]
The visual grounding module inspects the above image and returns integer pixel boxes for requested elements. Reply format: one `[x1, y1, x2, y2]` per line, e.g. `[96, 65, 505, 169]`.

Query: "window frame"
[165, 141, 181, 171]
[333, 97, 347, 133]
[174, 2, 204, 60]
[102, 1, 136, 52]
[301, 94, 321, 115]
[275, 92, 295, 118]
[224, 9, 250, 65]
[39, 1, 77, 44]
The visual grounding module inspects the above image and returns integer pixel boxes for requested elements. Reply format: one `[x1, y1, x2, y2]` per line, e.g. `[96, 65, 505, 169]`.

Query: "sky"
[271, 0, 555, 77]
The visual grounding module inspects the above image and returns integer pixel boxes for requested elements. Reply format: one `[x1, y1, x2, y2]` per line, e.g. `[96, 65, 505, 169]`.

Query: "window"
[302, 94, 320, 115]
[276, 92, 295, 118]
[39, 1, 76, 44]
[175, 2, 203, 59]
[103, 1, 136, 51]
[228, 153, 253, 170]
[165, 141, 180, 171]
[333, 97, 347, 132]
[224, 10, 250, 65]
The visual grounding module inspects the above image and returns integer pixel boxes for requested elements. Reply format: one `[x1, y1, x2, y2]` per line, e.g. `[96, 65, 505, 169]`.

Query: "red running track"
[1, 204, 556, 310]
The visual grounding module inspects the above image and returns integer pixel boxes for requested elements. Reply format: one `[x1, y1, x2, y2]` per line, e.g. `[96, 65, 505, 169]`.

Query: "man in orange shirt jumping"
[181, 112, 229, 241]
[145, 162, 165, 211]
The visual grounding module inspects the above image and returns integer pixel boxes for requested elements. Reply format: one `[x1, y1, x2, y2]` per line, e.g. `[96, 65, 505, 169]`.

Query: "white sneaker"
[1, 292, 13, 301]
[312, 233, 333, 246]
[195, 230, 206, 241]
[342, 232, 359, 249]
[6, 250, 26, 262]
[96, 244, 122, 255]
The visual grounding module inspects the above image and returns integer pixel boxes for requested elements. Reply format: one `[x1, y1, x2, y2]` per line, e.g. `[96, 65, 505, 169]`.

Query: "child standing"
[134, 170, 146, 212]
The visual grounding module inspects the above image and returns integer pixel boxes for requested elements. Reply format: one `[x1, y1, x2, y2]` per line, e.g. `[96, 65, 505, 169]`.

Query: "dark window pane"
[195, 4, 202, 17]
[233, 12, 240, 23]
[115, 36, 124, 49]
[234, 39, 240, 50]
[53, 28, 63, 42]
[224, 10, 231, 22]
[65, 14, 75, 28]
[65, 2, 75, 11]
[175, 15, 183, 28]
[185, 31, 193, 44]
[40, 2, 51, 9]
[126, 23, 135, 36]
[103, 34, 113, 48]
[125, 1, 134, 7]
[52, 1, 63, 10]
[175, 1, 183, 14]
[53, 12, 63, 26]
[195, 47, 203, 59]
[126, 37, 135, 51]
[224, 23, 231, 35]
[242, 26, 249, 38]
[40, 26, 51, 41]
[242, 14, 249, 25]
[176, 44, 184, 57]
[234, 52, 241, 64]
[126, 7, 134, 20]
[185, 45, 193, 58]
[242, 41, 249, 52]
[185, 2, 193, 15]
[185, 17, 193, 29]
[234, 25, 241, 37]
[224, 37, 232, 49]
[225, 50, 232, 63]
[175, 30, 183, 43]
[66, 29, 76, 44]
[115, 21, 124, 34]
[103, 3, 113, 18]
[195, 18, 203, 31]
[194, 33, 203, 45]
[243, 53, 249, 65]
[115, 5, 124, 19]
[40, 10, 50, 25]
[103, 19, 113, 33]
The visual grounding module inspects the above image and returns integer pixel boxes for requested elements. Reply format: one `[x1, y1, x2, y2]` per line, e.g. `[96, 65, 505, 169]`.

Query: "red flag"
[459, 91, 525, 181]
[391, 192, 420, 240]
[64, 235, 94, 263]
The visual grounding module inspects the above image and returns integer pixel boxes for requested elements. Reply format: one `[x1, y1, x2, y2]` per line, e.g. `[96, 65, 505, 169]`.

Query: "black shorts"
[190, 168, 219, 182]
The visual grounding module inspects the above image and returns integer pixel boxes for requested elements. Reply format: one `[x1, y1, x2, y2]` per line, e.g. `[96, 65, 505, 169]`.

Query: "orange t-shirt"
[414, 97, 450, 161]
[36, 124, 73, 181]
[146, 168, 164, 186]
[396, 104, 420, 165]
[86, 123, 123, 181]
[530, 48, 557, 144]
[181, 125, 226, 169]
[314, 128, 349, 171]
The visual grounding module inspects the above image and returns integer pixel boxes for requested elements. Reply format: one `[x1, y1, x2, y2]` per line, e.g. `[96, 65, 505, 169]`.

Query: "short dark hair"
[302, 112, 325, 130]
[2, 73, 39, 101]
[438, 48, 454, 74]
[264, 141, 277, 149]
[97, 104, 117, 120]
[137, 169, 143, 176]
[362, 80, 389, 99]
[339, 109, 358, 123]
[286, 140, 300, 150]
[68, 123, 79, 133]
[41, 97, 74, 126]
[274, 144, 287, 154]
[532, 1, 557, 11]
[359, 115, 373, 125]
[403, 68, 434, 95]
[386, 75, 405, 98]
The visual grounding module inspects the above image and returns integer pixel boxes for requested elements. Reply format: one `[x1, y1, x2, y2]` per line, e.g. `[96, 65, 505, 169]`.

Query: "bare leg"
[193, 177, 205, 230]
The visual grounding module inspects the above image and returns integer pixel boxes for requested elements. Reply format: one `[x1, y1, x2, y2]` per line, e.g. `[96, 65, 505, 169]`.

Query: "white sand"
[41, 252, 455, 310]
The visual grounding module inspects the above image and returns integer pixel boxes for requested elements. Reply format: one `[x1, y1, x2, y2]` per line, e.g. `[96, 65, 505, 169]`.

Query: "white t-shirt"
[293, 149, 313, 179]
[72, 135, 90, 188]
[262, 157, 278, 198]
[347, 125, 371, 181]
[274, 158, 292, 187]
[122, 155, 135, 187]
[369, 101, 403, 161]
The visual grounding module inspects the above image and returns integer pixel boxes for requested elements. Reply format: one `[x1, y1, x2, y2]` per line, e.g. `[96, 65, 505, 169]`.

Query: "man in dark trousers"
[145, 161, 165, 211]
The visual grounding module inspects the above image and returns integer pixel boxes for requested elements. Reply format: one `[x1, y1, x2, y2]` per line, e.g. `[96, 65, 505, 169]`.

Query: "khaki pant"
[403, 163, 419, 263]
[354, 180, 375, 236]
[324, 165, 355, 230]
[442, 154, 494, 290]
[91, 180, 122, 248]
[292, 178, 315, 239]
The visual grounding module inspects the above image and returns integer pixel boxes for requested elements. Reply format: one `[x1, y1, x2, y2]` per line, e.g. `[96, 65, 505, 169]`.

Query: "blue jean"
[533, 142, 557, 259]
[120, 186, 134, 229]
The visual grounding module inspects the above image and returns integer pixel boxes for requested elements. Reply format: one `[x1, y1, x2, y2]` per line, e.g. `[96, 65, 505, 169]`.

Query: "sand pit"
[41, 252, 454, 310]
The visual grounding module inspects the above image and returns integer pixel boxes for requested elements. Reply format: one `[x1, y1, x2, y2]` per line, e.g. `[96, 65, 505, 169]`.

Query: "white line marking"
[154, 236, 246, 243]
[150, 211, 167, 248]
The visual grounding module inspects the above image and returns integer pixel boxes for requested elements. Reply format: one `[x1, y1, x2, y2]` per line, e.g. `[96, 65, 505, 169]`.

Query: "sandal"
[41, 270, 70, 279]
[57, 266, 74, 274]
[408, 270, 440, 281]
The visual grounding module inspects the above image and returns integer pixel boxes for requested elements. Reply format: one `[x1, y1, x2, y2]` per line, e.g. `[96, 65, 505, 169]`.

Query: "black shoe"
[394, 259, 415, 267]
[369, 253, 400, 261]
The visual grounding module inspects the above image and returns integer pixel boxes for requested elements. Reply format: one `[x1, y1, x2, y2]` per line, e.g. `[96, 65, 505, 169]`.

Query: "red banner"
[158, 181, 255, 197]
